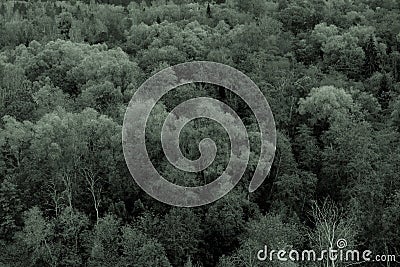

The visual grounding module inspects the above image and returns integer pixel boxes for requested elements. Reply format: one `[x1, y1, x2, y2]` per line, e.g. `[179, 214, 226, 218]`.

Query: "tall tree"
[206, 3, 211, 18]
[363, 35, 381, 77]
[378, 73, 391, 109]
[0, 179, 22, 240]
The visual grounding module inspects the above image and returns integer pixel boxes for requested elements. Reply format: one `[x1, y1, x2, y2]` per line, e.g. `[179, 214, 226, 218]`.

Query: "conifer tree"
[378, 73, 391, 109]
[207, 3, 212, 18]
[363, 35, 381, 77]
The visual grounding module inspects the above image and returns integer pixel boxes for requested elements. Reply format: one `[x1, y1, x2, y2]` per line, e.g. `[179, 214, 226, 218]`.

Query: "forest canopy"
[0, 0, 400, 266]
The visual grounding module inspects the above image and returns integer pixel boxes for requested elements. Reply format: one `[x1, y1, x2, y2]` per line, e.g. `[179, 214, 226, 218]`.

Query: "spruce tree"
[363, 35, 381, 77]
[378, 73, 391, 109]
[207, 3, 212, 18]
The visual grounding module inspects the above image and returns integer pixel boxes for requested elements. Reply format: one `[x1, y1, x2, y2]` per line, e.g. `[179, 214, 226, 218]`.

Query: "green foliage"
[203, 193, 253, 264]
[121, 225, 171, 267]
[219, 214, 302, 267]
[89, 215, 121, 266]
[0, 178, 22, 240]
[363, 35, 381, 77]
[18, 207, 55, 266]
[298, 85, 356, 126]
[0, 0, 400, 266]
[321, 33, 365, 78]
[157, 208, 202, 266]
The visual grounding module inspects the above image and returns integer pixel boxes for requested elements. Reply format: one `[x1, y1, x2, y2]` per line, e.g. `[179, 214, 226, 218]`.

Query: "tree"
[0, 178, 22, 240]
[81, 167, 102, 224]
[272, 171, 317, 219]
[378, 73, 391, 109]
[77, 81, 123, 118]
[363, 35, 381, 77]
[32, 78, 71, 118]
[322, 33, 365, 79]
[278, 0, 321, 34]
[88, 215, 120, 267]
[157, 208, 202, 266]
[0, 63, 35, 121]
[53, 207, 90, 266]
[82, 13, 108, 44]
[298, 85, 356, 129]
[56, 12, 73, 39]
[219, 214, 302, 267]
[203, 193, 252, 265]
[391, 97, 400, 130]
[308, 200, 357, 267]
[17, 207, 55, 266]
[382, 191, 400, 252]
[234, 0, 268, 19]
[206, 3, 211, 18]
[121, 225, 171, 267]
[391, 51, 400, 82]
[293, 124, 320, 172]
[68, 45, 140, 94]
[311, 23, 339, 46]
[0, 3, 6, 16]
[0, 116, 34, 203]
